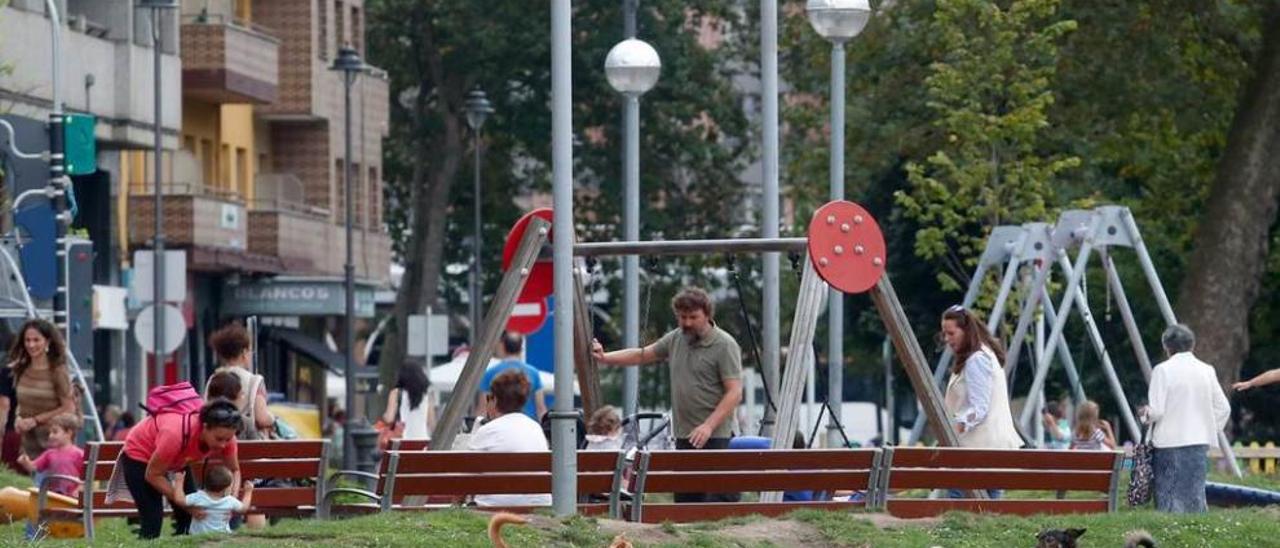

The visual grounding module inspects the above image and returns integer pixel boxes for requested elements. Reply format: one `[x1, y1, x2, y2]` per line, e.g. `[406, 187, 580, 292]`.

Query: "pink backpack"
[140, 382, 204, 448]
[141, 382, 204, 417]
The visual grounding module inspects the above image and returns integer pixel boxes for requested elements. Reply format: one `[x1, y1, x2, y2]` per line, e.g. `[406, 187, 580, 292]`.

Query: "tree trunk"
[1176, 4, 1280, 387]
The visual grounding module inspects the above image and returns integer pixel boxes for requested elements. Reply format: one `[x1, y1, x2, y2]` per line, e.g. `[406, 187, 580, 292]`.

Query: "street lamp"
[605, 37, 660, 417]
[805, 0, 870, 448]
[331, 44, 366, 471]
[463, 89, 493, 350]
[138, 0, 179, 389]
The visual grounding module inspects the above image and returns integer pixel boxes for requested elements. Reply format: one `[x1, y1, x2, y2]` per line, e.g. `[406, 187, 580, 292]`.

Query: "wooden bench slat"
[392, 451, 616, 473]
[644, 450, 877, 471]
[889, 448, 1119, 469]
[885, 498, 1109, 518]
[237, 440, 328, 459]
[391, 472, 614, 496]
[643, 470, 872, 493]
[192, 458, 323, 480]
[636, 500, 863, 523]
[887, 469, 1113, 492]
[246, 487, 317, 507]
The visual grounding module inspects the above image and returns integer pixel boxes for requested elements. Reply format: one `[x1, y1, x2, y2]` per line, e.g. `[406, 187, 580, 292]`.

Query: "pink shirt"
[33, 444, 84, 496]
[124, 413, 238, 471]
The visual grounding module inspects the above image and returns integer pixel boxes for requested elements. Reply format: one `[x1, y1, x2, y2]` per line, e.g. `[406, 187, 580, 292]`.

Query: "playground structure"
[430, 199, 1010, 503]
[904, 206, 1242, 477]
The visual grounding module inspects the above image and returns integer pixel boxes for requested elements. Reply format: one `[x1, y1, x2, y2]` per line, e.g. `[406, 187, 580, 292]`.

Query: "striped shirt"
[13, 363, 72, 420]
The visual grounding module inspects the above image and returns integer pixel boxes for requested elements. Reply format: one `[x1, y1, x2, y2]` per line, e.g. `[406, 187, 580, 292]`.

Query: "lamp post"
[139, 0, 179, 388]
[605, 37, 661, 418]
[805, 0, 870, 448]
[331, 45, 366, 470]
[464, 90, 493, 349]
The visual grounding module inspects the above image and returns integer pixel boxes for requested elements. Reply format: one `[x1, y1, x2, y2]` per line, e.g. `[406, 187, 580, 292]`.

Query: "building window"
[351, 6, 362, 55]
[220, 144, 232, 193]
[236, 147, 249, 199]
[334, 1, 345, 53]
[368, 166, 379, 229]
[200, 139, 215, 189]
[317, 0, 328, 60]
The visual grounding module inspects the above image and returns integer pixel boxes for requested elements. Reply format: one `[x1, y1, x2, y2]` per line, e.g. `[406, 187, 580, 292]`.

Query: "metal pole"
[343, 70, 357, 471]
[622, 93, 640, 417]
[550, 0, 578, 516]
[1118, 208, 1177, 325]
[45, 0, 65, 338]
[152, 6, 166, 388]
[621, 0, 641, 416]
[1040, 287, 1086, 405]
[882, 337, 894, 445]
[471, 123, 482, 348]
[826, 41, 845, 449]
[1100, 249, 1154, 381]
[574, 237, 807, 257]
[760, 0, 780, 436]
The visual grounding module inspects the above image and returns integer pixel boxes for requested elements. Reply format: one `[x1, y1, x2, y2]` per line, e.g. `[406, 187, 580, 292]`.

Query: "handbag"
[1127, 423, 1155, 507]
[375, 390, 405, 451]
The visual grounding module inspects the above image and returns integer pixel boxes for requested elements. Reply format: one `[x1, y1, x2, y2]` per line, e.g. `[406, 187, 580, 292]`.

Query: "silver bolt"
[819, 257, 830, 267]
[520, 268, 530, 276]
[873, 257, 883, 266]
[854, 245, 865, 255]
[834, 245, 844, 255]
[826, 215, 836, 225]
[854, 215, 864, 225]
[840, 223, 851, 233]
[538, 227, 549, 235]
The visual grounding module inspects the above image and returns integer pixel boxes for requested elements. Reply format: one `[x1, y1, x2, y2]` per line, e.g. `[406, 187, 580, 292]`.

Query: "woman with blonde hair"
[1069, 401, 1116, 451]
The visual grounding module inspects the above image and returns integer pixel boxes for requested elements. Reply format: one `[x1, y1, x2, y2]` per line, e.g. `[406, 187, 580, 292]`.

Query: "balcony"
[249, 173, 391, 281]
[128, 181, 249, 252]
[181, 14, 280, 104]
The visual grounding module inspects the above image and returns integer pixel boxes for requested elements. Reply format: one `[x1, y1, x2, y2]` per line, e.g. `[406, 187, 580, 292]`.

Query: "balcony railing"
[129, 181, 244, 203]
[254, 173, 330, 218]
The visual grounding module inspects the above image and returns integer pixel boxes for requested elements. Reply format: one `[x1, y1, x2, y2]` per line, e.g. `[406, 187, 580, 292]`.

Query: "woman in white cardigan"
[940, 305, 1023, 497]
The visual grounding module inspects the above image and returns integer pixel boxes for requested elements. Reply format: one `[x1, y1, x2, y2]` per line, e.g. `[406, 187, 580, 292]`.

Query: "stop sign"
[507, 297, 548, 335]
[503, 208, 554, 301]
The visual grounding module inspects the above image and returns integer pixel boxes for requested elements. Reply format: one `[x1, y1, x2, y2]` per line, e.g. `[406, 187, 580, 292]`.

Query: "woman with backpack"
[115, 398, 243, 539]
[204, 323, 274, 439]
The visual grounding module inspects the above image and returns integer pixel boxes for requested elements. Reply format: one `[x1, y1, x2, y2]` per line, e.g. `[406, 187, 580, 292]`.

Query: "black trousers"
[121, 455, 195, 539]
[674, 437, 741, 503]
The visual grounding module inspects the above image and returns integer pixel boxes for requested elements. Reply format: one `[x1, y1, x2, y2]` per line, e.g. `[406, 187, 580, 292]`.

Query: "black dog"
[1035, 528, 1086, 548]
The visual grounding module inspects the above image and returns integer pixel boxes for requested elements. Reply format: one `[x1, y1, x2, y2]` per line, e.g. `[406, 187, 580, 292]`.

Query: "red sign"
[507, 297, 548, 335]
[502, 208, 554, 301]
[807, 200, 887, 294]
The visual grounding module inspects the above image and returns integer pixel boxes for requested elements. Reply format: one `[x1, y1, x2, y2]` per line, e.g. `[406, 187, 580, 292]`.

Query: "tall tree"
[894, 0, 1078, 291]
[1177, 2, 1280, 386]
[367, 0, 752, 391]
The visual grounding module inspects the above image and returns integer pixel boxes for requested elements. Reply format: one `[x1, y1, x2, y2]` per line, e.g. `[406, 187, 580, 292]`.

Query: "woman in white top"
[1141, 324, 1230, 513]
[940, 305, 1023, 497]
[381, 364, 432, 441]
[468, 369, 550, 507]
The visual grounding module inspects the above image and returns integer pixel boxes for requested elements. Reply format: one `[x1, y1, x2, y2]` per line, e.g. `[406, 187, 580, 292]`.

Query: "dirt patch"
[715, 519, 824, 547]
[593, 518, 680, 546]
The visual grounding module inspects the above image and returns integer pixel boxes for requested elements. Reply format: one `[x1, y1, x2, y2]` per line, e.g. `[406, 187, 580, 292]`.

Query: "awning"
[266, 327, 347, 375]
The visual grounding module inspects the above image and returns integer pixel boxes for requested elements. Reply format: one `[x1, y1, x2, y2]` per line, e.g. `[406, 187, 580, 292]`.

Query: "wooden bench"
[873, 446, 1125, 518]
[625, 449, 882, 523]
[322, 439, 431, 516]
[321, 450, 621, 517]
[39, 439, 330, 540]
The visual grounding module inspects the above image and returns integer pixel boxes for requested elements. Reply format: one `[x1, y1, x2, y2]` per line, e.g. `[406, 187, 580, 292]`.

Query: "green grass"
[3, 467, 1280, 546]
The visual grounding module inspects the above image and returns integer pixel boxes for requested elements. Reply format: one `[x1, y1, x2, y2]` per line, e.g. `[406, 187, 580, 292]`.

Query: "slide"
[1206, 481, 1280, 508]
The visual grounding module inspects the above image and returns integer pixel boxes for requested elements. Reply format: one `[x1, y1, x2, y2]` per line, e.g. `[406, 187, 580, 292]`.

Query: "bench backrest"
[383, 450, 619, 507]
[877, 446, 1125, 517]
[636, 449, 880, 495]
[85, 439, 330, 513]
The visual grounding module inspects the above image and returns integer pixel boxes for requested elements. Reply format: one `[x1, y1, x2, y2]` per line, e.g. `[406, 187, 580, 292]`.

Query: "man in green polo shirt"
[592, 287, 744, 503]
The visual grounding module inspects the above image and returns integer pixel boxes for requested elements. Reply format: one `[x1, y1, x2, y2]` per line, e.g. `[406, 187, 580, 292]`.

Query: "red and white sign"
[507, 297, 548, 335]
[502, 208, 554, 301]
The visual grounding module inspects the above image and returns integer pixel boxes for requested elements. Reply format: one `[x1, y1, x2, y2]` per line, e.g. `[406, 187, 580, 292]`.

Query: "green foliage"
[895, 0, 1079, 291]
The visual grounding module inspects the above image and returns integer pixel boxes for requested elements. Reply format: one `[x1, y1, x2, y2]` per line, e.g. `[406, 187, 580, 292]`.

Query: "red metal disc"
[807, 201, 887, 294]
[502, 208, 554, 301]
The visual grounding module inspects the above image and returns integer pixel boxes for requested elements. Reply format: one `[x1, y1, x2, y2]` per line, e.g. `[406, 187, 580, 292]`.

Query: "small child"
[585, 405, 623, 450]
[1070, 400, 1117, 451]
[15, 413, 85, 498]
[171, 465, 254, 535]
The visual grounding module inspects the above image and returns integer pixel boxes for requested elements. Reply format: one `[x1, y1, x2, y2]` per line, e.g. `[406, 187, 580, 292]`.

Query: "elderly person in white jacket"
[1141, 324, 1230, 513]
